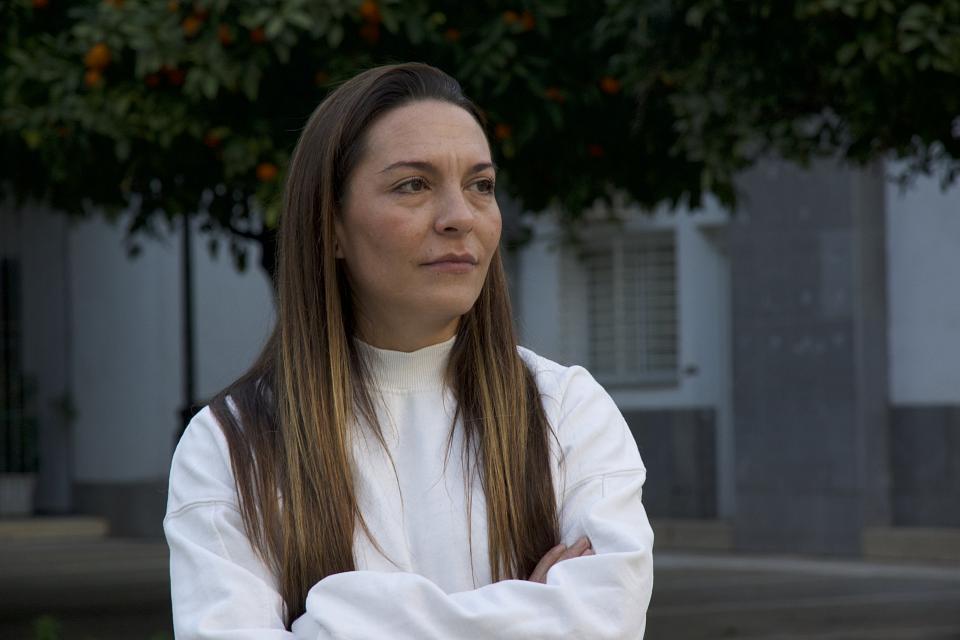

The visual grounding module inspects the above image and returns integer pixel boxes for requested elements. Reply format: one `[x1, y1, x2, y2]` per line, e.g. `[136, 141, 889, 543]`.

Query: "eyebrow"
[378, 160, 498, 175]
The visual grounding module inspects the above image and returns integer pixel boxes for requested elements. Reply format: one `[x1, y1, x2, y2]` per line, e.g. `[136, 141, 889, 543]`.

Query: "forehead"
[361, 100, 491, 165]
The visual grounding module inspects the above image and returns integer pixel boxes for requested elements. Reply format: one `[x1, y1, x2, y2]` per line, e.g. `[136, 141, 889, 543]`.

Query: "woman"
[164, 62, 654, 639]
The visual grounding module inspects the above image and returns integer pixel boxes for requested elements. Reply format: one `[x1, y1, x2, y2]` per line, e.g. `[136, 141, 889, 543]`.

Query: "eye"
[471, 178, 496, 195]
[395, 177, 429, 193]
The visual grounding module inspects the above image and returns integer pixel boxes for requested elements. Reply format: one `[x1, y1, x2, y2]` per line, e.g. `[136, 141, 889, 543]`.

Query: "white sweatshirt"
[164, 336, 654, 639]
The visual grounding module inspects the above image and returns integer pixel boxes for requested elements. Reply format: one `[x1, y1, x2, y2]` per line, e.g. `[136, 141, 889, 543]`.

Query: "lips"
[422, 252, 479, 274]
[423, 252, 478, 265]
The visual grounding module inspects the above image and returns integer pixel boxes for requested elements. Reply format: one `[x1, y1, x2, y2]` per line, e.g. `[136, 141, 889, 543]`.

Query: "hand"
[527, 536, 595, 583]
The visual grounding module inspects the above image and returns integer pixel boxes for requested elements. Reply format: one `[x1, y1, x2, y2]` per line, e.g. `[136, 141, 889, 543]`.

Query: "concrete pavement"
[1, 537, 959, 639]
[0, 537, 171, 639]
[648, 552, 960, 639]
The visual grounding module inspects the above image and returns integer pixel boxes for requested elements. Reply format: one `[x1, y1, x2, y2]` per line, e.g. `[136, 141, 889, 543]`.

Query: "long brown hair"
[209, 63, 560, 628]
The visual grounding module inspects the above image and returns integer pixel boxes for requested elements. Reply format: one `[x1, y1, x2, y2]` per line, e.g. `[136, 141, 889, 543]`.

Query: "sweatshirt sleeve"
[164, 407, 297, 639]
[290, 364, 654, 640]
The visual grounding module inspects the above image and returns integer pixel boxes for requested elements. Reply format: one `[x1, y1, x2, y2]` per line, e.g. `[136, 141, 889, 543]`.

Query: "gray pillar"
[4, 207, 75, 514]
[730, 158, 891, 554]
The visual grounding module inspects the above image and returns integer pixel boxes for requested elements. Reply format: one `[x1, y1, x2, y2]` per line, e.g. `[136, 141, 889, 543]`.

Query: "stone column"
[730, 158, 891, 554]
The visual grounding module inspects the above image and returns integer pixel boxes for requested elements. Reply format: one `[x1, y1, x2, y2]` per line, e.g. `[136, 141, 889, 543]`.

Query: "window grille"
[580, 232, 678, 384]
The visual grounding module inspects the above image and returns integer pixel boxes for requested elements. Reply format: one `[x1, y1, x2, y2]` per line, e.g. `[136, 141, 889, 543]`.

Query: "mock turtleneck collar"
[354, 335, 456, 392]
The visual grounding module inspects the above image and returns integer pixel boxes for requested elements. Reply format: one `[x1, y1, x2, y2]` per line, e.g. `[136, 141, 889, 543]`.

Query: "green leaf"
[32, 614, 62, 640]
[264, 200, 281, 228]
[404, 16, 424, 43]
[685, 5, 707, 28]
[115, 138, 131, 161]
[202, 74, 218, 100]
[861, 36, 882, 60]
[241, 68, 261, 100]
[381, 7, 400, 33]
[4, 0, 960, 264]
[327, 22, 344, 47]
[899, 33, 924, 52]
[265, 16, 285, 40]
[836, 41, 859, 64]
[22, 130, 42, 149]
[287, 10, 313, 30]
[899, 4, 931, 31]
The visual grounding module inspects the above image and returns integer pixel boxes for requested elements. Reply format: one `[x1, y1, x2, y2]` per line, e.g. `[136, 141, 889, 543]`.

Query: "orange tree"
[3, 0, 959, 279]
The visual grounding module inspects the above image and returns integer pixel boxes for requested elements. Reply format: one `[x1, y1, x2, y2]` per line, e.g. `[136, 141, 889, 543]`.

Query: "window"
[578, 232, 678, 385]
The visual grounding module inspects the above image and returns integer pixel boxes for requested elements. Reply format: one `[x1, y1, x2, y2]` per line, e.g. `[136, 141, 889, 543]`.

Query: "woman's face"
[335, 99, 502, 347]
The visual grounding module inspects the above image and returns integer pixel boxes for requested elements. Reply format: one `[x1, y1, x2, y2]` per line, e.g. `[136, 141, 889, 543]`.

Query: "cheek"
[346, 216, 422, 277]
[482, 212, 503, 254]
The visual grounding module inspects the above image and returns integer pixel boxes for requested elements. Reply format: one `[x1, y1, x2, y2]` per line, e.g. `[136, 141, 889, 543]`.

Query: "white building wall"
[69, 218, 182, 482]
[2, 206, 73, 511]
[886, 172, 960, 405]
[192, 233, 275, 401]
[515, 201, 735, 514]
[68, 216, 275, 484]
[516, 203, 730, 409]
[513, 223, 565, 357]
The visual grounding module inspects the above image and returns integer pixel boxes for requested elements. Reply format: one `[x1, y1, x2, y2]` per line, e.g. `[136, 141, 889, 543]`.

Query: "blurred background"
[2, 0, 959, 638]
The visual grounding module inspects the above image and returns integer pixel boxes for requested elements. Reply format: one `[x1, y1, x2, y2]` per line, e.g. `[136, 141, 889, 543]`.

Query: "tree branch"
[224, 220, 264, 242]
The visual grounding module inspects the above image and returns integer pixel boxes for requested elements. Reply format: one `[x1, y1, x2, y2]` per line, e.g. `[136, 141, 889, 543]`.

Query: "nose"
[434, 188, 475, 235]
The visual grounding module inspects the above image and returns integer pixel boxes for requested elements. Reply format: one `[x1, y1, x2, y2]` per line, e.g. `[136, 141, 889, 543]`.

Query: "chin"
[425, 294, 482, 321]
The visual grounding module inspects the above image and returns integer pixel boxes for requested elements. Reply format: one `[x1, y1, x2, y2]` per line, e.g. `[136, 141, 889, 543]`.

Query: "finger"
[543, 542, 569, 564]
[528, 543, 566, 583]
[581, 548, 596, 556]
[531, 544, 567, 582]
[544, 547, 589, 575]
[557, 536, 591, 560]
[529, 537, 593, 583]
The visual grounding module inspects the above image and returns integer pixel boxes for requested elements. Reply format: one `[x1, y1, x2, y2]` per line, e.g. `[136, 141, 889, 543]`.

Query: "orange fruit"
[249, 26, 266, 43]
[544, 86, 565, 103]
[203, 132, 222, 148]
[502, 10, 519, 25]
[182, 15, 202, 37]
[599, 76, 621, 94]
[444, 28, 460, 42]
[84, 69, 103, 88]
[256, 162, 279, 182]
[359, 0, 380, 23]
[164, 67, 185, 86]
[494, 123, 512, 140]
[84, 43, 111, 70]
[520, 10, 535, 31]
[217, 24, 234, 45]
[32, 0, 50, 8]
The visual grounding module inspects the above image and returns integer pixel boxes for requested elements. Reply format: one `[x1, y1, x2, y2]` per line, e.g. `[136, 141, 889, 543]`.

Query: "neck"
[353, 333, 456, 391]
[355, 313, 461, 353]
